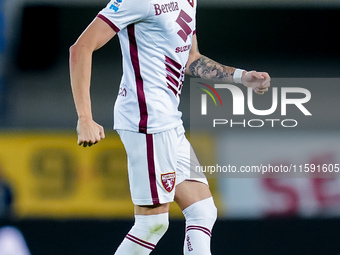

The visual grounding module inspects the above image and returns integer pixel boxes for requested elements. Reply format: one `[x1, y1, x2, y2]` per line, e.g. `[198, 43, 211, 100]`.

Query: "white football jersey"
[98, 0, 197, 133]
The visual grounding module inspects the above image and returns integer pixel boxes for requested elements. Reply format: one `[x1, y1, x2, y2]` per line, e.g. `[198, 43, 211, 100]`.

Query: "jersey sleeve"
[97, 0, 150, 33]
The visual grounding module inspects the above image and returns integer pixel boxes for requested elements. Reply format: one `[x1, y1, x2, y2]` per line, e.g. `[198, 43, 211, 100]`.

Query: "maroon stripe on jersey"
[165, 55, 182, 70]
[97, 14, 120, 33]
[167, 83, 178, 96]
[127, 24, 148, 133]
[166, 74, 179, 88]
[186, 225, 212, 238]
[126, 234, 156, 250]
[166, 63, 181, 79]
[146, 134, 160, 205]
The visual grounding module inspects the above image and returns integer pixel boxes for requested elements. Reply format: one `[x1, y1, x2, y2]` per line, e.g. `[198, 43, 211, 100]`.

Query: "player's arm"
[69, 17, 116, 147]
[186, 35, 271, 95]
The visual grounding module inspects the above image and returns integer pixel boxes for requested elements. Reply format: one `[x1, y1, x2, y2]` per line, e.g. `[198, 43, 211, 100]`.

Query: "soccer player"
[69, 0, 270, 254]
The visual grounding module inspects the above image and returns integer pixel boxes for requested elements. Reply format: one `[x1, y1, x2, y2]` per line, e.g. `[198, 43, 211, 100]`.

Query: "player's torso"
[111, 0, 197, 133]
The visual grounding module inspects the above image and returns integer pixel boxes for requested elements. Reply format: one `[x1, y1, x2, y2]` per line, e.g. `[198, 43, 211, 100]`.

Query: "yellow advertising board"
[0, 131, 218, 219]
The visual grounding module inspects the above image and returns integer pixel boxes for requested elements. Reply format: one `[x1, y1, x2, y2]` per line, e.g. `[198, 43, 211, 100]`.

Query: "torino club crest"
[161, 172, 176, 193]
[187, 0, 194, 7]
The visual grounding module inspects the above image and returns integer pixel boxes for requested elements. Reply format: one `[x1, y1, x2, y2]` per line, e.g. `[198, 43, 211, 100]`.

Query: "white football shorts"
[117, 125, 208, 205]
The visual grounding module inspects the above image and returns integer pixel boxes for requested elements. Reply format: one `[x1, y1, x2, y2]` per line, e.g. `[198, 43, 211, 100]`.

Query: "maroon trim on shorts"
[126, 234, 156, 250]
[146, 134, 160, 205]
[96, 14, 120, 33]
[128, 24, 148, 133]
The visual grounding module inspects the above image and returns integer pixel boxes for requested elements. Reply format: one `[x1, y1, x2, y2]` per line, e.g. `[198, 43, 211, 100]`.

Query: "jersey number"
[176, 10, 193, 42]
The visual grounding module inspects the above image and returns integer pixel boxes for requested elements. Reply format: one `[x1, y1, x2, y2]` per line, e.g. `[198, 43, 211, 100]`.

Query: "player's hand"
[76, 118, 105, 147]
[242, 71, 271, 95]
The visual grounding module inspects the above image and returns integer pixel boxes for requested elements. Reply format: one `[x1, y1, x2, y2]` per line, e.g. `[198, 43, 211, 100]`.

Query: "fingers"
[253, 71, 271, 94]
[261, 72, 271, 80]
[260, 78, 271, 89]
[78, 133, 103, 147]
[78, 141, 98, 147]
[246, 71, 270, 85]
[251, 71, 270, 80]
[243, 71, 271, 95]
[99, 128, 105, 140]
[250, 71, 264, 80]
[253, 72, 270, 95]
[77, 124, 105, 148]
[255, 87, 269, 95]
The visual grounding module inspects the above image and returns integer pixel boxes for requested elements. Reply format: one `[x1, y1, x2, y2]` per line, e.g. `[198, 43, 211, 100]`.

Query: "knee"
[149, 216, 169, 236]
[198, 199, 217, 223]
[183, 197, 217, 228]
[205, 202, 218, 223]
[134, 213, 169, 236]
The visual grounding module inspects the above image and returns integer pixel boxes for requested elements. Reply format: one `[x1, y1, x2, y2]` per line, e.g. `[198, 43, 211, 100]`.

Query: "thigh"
[175, 180, 212, 211]
[134, 203, 170, 215]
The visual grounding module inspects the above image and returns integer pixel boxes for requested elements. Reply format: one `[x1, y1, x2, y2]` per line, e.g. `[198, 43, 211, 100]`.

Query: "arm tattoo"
[188, 55, 235, 82]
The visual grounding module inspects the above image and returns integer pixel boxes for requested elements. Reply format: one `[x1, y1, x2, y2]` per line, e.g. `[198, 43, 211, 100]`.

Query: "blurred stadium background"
[0, 0, 340, 254]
